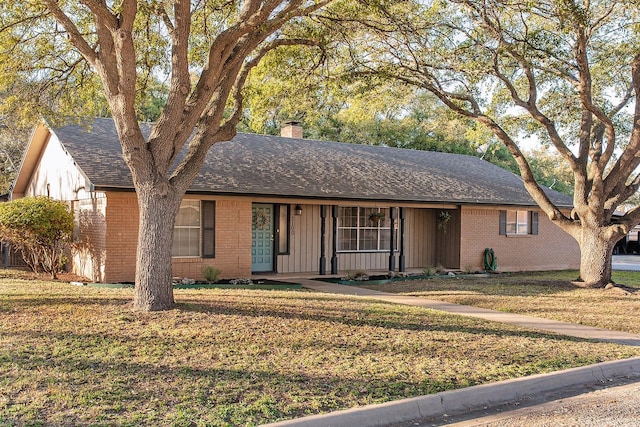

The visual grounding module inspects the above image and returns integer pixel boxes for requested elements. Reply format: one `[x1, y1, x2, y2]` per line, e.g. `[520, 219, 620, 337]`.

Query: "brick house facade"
[12, 119, 579, 282]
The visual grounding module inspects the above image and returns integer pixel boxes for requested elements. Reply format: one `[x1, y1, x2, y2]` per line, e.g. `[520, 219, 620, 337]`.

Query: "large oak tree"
[1, 0, 334, 310]
[329, 0, 640, 287]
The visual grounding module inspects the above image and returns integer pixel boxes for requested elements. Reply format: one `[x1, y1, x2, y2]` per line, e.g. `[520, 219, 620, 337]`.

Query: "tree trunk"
[575, 226, 616, 288]
[133, 187, 181, 311]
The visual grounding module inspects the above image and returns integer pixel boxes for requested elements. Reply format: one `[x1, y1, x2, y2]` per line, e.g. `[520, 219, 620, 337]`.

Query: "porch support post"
[399, 207, 406, 272]
[331, 205, 338, 274]
[319, 205, 327, 275]
[389, 207, 396, 272]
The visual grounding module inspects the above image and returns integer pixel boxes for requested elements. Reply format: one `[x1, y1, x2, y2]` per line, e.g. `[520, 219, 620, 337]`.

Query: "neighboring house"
[11, 118, 579, 282]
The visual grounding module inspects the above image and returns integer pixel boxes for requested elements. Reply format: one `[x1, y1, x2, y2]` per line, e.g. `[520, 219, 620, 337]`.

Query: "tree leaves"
[0, 196, 74, 278]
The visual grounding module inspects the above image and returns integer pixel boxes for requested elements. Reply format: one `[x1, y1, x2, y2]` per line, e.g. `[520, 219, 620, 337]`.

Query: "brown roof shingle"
[53, 118, 573, 207]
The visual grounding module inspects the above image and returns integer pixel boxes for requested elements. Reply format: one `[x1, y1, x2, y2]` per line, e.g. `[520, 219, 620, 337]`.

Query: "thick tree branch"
[619, 201, 640, 235]
[150, 0, 192, 171]
[79, 0, 119, 31]
[40, 0, 98, 65]
[385, 67, 570, 225]
[572, 26, 615, 217]
[172, 1, 332, 158]
[171, 37, 324, 192]
[603, 52, 640, 199]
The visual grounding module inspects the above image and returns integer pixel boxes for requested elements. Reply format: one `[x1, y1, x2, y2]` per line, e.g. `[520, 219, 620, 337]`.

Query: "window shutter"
[499, 210, 507, 235]
[531, 211, 539, 235]
[202, 201, 215, 258]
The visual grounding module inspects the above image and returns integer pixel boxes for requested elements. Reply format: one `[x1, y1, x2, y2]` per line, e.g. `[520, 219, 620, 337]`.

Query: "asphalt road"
[612, 254, 640, 271]
[412, 375, 640, 427]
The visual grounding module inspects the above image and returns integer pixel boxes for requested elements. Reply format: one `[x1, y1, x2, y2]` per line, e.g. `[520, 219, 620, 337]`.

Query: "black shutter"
[499, 210, 507, 235]
[531, 211, 539, 235]
[202, 201, 215, 258]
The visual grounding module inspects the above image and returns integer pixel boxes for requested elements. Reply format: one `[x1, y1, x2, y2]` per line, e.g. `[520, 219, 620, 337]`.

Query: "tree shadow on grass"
[0, 331, 611, 427]
[174, 296, 604, 345]
[0, 295, 132, 308]
[365, 277, 581, 297]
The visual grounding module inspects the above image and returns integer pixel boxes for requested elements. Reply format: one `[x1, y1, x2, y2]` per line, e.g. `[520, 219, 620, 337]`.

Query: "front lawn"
[361, 270, 640, 334]
[2, 272, 640, 426]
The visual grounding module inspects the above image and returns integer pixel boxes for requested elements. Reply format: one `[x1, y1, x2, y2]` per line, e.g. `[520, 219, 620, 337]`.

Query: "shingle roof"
[53, 117, 573, 207]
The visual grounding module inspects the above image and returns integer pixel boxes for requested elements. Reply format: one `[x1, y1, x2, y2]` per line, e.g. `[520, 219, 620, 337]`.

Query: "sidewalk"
[261, 279, 640, 427]
[296, 279, 640, 346]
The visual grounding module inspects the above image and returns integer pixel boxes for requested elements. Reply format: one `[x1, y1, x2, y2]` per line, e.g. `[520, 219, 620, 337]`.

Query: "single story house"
[11, 118, 579, 282]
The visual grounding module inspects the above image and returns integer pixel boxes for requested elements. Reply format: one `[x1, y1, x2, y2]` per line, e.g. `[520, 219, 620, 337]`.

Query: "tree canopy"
[317, 0, 640, 285]
[2, 0, 632, 299]
[241, 49, 527, 174]
[1, 0, 337, 310]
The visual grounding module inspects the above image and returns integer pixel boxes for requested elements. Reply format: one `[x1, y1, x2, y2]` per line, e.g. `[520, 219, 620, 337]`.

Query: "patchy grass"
[362, 270, 640, 334]
[2, 275, 640, 426]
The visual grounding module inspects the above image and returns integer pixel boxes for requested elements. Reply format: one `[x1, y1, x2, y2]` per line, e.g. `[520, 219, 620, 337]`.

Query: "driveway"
[612, 254, 640, 271]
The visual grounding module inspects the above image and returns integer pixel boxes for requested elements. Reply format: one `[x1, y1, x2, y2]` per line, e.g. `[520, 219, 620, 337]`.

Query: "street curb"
[261, 357, 640, 427]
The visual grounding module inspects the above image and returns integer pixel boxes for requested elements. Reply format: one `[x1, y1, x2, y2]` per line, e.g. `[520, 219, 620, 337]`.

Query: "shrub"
[201, 265, 221, 283]
[0, 196, 74, 278]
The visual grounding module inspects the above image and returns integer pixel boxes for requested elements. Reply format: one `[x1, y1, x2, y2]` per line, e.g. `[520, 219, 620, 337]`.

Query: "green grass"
[361, 270, 640, 333]
[2, 271, 640, 426]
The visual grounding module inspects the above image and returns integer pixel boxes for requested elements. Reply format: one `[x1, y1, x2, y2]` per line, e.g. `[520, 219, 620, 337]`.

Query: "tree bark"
[132, 187, 181, 311]
[574, 225, 616, 288]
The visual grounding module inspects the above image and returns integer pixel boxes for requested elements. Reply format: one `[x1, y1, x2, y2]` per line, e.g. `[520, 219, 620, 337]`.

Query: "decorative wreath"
[252, 209, 270, 229]
[438, 210, 452, 233]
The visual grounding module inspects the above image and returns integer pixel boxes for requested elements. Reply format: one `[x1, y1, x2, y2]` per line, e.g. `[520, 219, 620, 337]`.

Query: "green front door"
[251, 204, 274, 272]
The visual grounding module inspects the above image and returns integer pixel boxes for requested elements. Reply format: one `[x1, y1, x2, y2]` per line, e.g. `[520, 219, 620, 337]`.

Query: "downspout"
[331, 205, 338, 274]
[319, 205, 327, 275]
[399, 207, 406, 272]
[389, 207, 396, 272]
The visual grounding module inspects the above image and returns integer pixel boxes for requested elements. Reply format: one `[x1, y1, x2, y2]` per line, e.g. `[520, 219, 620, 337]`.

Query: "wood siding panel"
[338, 252, 390, 272]
[278, 204, 322, 274]
[403, 208, 460, 270]
[434, 209, 461, 269]
[404, 208, 433, 268]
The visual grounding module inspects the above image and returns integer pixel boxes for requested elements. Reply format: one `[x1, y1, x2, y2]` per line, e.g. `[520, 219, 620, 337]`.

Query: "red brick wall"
[172, 199, 253, 280]
[103, 192, 139, 283]
[100, 193, 253, 283]
[85, 194, 580, 282]
[72, 196, 108, 282]
[460, 206, 580, 272]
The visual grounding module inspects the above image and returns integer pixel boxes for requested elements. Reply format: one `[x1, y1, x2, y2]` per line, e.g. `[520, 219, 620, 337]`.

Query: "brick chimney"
[281, 121, 303, 138]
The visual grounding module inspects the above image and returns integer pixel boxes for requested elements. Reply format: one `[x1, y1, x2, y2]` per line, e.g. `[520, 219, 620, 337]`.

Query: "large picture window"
[172, 200, 215, 257]
[337, 207, 397, 252]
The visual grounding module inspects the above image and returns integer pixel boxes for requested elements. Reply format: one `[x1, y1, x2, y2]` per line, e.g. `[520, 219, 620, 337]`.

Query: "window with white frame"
[337, 207, 397, 252]
[173, 200, 201, 257]
[172, 200, 216, 257]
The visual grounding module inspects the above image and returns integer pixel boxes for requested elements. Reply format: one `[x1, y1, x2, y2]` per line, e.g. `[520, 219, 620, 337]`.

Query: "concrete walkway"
[296, 279, 640, 346]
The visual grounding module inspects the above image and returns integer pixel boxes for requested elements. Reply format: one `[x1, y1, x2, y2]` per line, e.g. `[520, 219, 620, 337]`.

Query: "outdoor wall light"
[295, 205, 303, 216]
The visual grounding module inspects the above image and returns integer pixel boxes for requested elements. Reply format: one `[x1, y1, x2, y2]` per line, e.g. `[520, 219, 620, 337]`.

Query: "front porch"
[252, 267, 431, 282]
